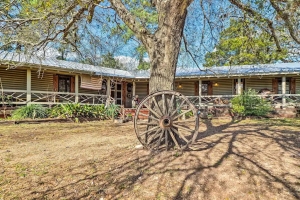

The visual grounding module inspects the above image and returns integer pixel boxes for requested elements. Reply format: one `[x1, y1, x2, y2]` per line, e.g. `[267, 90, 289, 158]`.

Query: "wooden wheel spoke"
[170, 127, 189, 143]
[165, 129, 168, 149]
[167, 128, 180, 148]
[147, 128, 162, 145]
[155, 129, 165, 149]
[143, 103, 162, 118]
[152, 96, 163, 116]
[162, 93, 166, 115]
[171, 99, 186, 117]
[140, 126, 160, 136]
[173, 119, 195, 124]
[172, 109, 193, 121]
[168, 94, 175, 115]
[172, 124, 195, 133]
[137, 121, 158, 126]
[139, 112, 160, 122]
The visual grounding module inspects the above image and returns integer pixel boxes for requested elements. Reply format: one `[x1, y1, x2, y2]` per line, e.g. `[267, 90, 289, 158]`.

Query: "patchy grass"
[0, 119, 299, 199]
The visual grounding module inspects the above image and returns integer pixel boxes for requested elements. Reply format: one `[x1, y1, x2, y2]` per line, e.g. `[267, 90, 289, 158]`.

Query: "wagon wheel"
[134, 90, 199, 151]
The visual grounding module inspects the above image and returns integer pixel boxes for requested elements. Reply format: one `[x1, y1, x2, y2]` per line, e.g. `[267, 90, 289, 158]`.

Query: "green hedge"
[231, 89, 272, 117]
[12, 103, 120, 120]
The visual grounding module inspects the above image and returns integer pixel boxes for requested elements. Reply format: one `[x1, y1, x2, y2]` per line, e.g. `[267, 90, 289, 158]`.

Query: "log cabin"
[1, 52, 300, 117]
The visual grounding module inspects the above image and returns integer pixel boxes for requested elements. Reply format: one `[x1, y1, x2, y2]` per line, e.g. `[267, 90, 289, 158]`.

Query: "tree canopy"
[204, 19, 289, 67]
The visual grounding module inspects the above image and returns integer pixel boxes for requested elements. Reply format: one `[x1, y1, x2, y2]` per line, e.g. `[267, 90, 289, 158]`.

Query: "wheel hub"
[160, 116, 172, 129]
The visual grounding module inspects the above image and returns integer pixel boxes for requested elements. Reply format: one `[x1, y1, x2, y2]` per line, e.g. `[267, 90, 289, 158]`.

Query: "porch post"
[26, 69, 31, 104]
[106, 79, 111, 96]
[132, 81, 136, 97]
[75, 75, 79, 103]
[105, 79, 111, 107]
[237, 78, 242, 95]
[282, 76, 286, 106]
[198, 80, 202, 107]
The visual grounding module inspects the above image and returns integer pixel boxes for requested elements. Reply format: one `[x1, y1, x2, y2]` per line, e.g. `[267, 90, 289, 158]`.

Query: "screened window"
[278, 78, 290, 94]
[234, 79, 245, 94]
[58, 76, 71, 92]
[201, 82, 208, 96]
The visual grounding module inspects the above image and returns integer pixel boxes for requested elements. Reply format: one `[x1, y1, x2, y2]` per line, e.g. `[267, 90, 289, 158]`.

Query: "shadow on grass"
[27, 119, 299, 199]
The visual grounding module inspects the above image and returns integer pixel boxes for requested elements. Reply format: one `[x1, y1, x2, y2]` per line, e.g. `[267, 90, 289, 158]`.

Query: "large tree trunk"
[109, 0, 192, 93]
[109, 0, 193, 149]
[147, 1, 191, 93]
[109, 0, 191, 117]
[145, 1, 191, 147]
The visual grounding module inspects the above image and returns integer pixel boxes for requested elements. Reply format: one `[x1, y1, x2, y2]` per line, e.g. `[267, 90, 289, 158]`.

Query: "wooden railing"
[0, 89, 27, 105]
[187, 94, 300, 108]
[0, 90, 112, 106]
[1, 89, 299, 108]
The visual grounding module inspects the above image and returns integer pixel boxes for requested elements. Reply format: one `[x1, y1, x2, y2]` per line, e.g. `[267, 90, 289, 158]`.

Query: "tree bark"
[109, 0, 192, 93]
[148, 1, 191, 93]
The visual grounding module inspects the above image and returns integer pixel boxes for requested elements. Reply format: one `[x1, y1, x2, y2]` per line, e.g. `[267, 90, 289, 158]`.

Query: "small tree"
[231, 89, 272, 117]
[101, 52, 124, 69]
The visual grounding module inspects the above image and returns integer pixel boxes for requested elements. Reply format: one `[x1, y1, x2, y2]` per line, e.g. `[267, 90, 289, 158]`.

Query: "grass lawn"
[0, 118, 299, 199]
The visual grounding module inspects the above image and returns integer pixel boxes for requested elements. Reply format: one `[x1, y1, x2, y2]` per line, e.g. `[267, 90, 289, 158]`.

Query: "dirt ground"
[0, 118, 299, 200]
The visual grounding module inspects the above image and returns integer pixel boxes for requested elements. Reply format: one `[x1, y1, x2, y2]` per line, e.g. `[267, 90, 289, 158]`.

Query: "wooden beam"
[198, 80, 202, 107]
[106, 79, 111, 97]
[26, 69, 31, 105]
[132, 81, 136, 97]
[237, 78, 242, 95]
[75, 75, 79, 103]
[282, 76, 286, 105]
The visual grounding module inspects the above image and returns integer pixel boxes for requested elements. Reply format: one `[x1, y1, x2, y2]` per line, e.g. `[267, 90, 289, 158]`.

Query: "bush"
[12, 104, 48, 120]
[105, 104, 120, 119]
[48, 103, 107, 119]
[231, 89, 272, 117]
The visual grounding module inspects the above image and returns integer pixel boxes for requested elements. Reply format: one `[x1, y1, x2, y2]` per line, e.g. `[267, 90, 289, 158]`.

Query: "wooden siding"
[212, 79, 233, 95]
[175, 81, 195, 96]
[245, 77, 273, 92]
[0, 66, 26, 90]
[31, 70, 53, 91]
[296, 77, 300, 94]
[135, 82, 148, 101]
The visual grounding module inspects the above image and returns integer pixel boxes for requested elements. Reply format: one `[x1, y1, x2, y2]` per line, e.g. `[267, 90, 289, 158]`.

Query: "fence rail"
[0, 90, 111, 106]
[1, 89, 300, 108]
[187, 94, 300, 108]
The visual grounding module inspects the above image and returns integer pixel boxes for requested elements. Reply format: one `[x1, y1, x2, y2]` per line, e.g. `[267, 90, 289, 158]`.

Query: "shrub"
[48, 103, 107, 119]
[12, 104, 48, 120]
[105, 104, 120, 119]
[231, 89, 272, 117]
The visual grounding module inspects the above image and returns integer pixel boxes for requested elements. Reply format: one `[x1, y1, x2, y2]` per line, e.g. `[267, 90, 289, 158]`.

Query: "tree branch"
[228, 0, 283, 51]
[108, 0, 153, 47]
[269, 0, 300, 44]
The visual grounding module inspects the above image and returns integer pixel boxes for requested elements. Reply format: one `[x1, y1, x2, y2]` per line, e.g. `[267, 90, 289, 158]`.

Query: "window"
[99, 79, 107, 95]
[58, 76, 71, 92]
[201, 82, 208, 96]
[234, 79, 245, 94]
[277, 78, 290, 94]
[201, 81, 213, 96]
[272, 78, 297, 94]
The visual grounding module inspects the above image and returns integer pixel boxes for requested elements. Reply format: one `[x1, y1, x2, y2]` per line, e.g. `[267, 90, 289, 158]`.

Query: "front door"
[111, 82, 122, 105]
